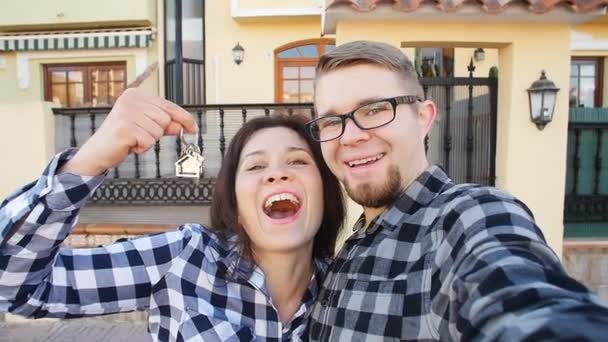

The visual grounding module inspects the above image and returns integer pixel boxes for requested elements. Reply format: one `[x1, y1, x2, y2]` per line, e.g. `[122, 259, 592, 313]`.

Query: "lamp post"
[527, 70, 560, 130]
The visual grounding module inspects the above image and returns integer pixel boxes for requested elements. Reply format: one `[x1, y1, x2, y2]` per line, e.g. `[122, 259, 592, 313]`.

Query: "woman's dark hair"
[210, 115, 345, 261]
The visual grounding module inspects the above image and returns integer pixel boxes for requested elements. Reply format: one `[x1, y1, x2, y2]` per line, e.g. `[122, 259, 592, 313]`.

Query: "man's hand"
[60, 88, 198, 176]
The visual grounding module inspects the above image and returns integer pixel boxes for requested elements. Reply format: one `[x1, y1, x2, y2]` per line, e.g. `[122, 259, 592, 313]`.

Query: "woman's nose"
[265, 166, 291, 183]
[266, 174, 289, 183]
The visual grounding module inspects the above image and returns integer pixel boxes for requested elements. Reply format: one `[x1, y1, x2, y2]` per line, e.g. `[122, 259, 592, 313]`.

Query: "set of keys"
[175, 128, 204, 181]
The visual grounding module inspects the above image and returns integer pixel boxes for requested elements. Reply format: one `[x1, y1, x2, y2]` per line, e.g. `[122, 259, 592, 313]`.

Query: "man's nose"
[339, 117, 370, 145]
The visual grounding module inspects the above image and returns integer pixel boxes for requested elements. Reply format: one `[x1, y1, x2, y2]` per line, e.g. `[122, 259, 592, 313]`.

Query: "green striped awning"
[0, 28, 155, 52]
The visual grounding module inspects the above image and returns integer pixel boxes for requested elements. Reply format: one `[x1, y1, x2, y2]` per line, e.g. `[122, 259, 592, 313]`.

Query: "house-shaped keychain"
[175, 144, 204, 178]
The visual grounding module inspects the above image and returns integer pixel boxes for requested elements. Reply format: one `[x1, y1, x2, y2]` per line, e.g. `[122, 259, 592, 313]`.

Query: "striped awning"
[0, 28, 155, 52]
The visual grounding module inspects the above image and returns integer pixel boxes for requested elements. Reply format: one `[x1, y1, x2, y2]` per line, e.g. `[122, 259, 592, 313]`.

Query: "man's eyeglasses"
[306, 95, 422, 142]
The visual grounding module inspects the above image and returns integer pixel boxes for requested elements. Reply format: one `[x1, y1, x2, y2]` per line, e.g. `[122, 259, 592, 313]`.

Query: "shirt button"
[320, 299, 329, 307]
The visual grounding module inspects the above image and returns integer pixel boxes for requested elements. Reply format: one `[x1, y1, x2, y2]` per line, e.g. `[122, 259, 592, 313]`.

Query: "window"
[570, 58, 603, 108]
[275, 39, 335, 103]
[44, 62, 127, 107]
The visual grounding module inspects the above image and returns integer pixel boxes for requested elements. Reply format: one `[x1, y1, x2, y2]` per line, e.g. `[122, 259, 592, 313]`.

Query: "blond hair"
[316, 40, 423, 98]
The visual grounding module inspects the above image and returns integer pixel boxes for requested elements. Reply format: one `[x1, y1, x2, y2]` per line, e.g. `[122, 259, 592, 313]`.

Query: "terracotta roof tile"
[326, 0, 608, 14]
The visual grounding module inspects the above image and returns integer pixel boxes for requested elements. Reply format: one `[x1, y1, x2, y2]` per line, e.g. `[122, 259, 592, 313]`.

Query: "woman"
[0, 89, 345, 341]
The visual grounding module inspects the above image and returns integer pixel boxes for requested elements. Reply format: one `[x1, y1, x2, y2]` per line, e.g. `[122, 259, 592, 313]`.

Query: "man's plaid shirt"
[0, 149, 326, 341]
[308, 165, 608, 341]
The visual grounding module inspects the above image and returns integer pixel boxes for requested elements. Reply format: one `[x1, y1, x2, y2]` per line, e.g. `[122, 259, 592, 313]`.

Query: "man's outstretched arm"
[433, 188, 608, 341]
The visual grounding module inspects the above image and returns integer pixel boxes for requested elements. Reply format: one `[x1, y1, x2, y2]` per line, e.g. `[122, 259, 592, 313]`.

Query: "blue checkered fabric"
[0, 149, 326, 341]
[308, 165, 608, 341]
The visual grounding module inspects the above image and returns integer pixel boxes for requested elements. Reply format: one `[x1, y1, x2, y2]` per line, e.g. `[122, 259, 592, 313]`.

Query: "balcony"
[52, 103, 314, 205]
[0, 0, 155, 31]
[564, 107, 608, 238]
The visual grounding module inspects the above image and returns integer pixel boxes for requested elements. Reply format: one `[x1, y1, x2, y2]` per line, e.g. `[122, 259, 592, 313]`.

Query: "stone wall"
[562, 241, 608, 302]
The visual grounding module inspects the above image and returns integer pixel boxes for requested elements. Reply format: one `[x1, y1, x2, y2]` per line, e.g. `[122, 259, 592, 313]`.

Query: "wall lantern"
[473, 48, 485, 62]
[232, 42, 245, 65]
[527, 70, 560, 130]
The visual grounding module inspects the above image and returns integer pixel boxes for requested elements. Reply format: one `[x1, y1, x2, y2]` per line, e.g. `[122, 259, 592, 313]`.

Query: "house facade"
[1, 0, 607, 312]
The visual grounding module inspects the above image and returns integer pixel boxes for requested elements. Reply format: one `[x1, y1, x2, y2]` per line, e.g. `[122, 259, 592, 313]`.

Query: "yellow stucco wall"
[0, 102, 55, 199]
[0, 0, 162, 198]
[574, 23, 608, 39]
[0, 0, 155, 30]
[336, 21, 571, 255]
[205, 1, 327, 103]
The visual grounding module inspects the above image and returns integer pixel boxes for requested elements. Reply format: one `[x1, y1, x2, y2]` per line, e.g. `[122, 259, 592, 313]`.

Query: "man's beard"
[343, 165, 402, 208]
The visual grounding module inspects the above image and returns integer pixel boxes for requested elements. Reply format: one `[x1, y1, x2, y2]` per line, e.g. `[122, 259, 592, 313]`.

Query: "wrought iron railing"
[53, 103, 315, 205]
[53, 64, 499, 206]
[419, 63, 498, 186]
[564, 107, 608, 228]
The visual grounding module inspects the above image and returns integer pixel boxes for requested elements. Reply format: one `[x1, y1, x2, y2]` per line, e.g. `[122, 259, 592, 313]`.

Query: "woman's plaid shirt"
[0, 149, 326, 341]
[307, 165, 608, 341]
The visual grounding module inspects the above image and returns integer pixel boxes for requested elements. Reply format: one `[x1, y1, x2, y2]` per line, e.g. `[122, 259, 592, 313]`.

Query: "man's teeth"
[264, 193, 300, 209]
[347, 154, 383, 167]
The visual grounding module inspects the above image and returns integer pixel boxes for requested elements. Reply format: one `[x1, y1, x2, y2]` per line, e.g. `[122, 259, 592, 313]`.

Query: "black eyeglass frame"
[306, 95, 423, 142]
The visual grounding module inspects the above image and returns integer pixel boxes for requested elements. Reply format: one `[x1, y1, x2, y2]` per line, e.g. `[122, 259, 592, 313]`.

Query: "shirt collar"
[350, 165, 452, 238]
[216, 238, 329, 299]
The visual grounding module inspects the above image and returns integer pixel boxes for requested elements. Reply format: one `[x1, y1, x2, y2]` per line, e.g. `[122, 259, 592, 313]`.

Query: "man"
[305, 40, 608, 341]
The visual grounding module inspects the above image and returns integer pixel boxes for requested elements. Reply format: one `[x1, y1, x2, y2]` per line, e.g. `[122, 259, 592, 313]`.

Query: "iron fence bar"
[466, 59, 475, 183]
[595, 128, 603, 195]
[219, 108, 226, 159]
[154, 142, 161, 178]
[176, 132, 182, 159]
[197, 110, 204, 153]
[69, 114, 77, 147]
[174, 0, 183, 105]
[197, 62, 202, 104]
[444, 84, 452, 173]
[423, 84, 430, 154]
[185, 62, 190, 104]
[572, 128, 581, 195]
[134, 154, 141, 178]
[489, 79, 498, 186]
[89, 111, 96, 135]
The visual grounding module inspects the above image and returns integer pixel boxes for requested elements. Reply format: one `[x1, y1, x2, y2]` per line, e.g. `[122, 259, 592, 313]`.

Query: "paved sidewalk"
[0, 318, 146, 342]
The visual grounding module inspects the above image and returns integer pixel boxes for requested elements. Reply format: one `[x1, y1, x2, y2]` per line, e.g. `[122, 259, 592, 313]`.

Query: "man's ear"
[417, 100, 437, 136]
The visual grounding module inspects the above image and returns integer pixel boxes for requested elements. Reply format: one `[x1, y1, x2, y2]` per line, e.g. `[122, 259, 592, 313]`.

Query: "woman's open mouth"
[262, 192, 302, 222]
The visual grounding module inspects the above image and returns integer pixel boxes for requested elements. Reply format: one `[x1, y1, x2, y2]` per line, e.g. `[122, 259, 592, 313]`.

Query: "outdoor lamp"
[473, 48, 485, 62]
[527, 70, 560, 130]
[232, 42, 245, 65]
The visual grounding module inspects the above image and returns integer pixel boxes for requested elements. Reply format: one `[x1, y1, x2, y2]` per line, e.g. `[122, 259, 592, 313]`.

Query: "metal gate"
[420, 62, 498, 186]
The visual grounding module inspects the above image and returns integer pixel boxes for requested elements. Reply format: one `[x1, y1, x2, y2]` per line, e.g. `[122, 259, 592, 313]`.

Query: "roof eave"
[322, 3, 607, 35]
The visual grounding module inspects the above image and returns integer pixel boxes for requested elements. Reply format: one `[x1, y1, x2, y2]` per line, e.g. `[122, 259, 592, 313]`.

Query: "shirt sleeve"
[0, 149, 191, 318]
[432, 187, 608, 341]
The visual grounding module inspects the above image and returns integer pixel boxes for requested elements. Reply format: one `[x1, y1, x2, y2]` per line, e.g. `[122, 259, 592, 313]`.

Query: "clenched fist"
[61, 88, 197, 176]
